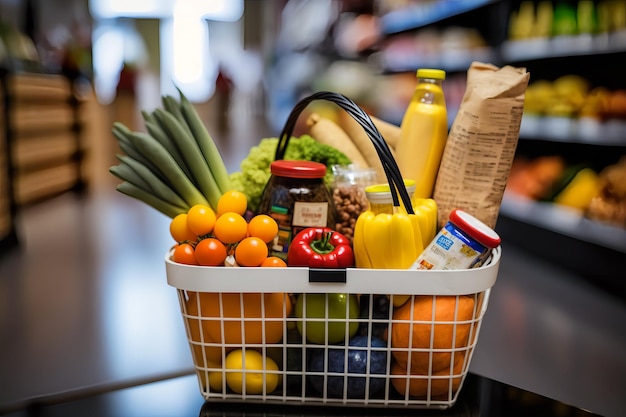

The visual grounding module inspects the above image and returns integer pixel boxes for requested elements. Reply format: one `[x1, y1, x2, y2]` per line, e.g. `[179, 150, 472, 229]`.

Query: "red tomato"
[173, 243, 198, 265]
[234, 236, 268, 267]
[260, 256, 287, 267]
[195, 238, 227, 266]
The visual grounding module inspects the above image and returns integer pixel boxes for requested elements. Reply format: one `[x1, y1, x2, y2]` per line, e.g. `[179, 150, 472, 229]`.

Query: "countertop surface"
[0, 372, 604, 417]
[1, 190, 625, 416]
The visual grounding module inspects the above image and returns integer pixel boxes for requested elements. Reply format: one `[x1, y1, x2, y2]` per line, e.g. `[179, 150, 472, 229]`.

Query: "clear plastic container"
[331, 165, 376, 244]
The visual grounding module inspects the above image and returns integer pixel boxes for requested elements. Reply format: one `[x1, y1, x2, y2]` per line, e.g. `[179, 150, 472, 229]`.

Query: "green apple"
[294, 293, 359, 344]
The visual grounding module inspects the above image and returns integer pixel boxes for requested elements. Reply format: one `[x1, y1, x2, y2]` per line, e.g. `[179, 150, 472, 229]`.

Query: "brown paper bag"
[433, 62, 530, 229]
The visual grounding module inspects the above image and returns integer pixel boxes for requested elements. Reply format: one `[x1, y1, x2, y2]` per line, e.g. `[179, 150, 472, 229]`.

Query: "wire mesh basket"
[166, 247, 500, 409]
[165, 91, 502, 409]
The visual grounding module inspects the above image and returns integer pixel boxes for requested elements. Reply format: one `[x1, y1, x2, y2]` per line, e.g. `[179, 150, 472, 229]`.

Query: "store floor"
[1, 88, 625, 417]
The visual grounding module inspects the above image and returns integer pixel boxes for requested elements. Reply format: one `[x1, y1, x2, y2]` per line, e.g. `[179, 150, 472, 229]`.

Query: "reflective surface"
[1, 373, 602, 417]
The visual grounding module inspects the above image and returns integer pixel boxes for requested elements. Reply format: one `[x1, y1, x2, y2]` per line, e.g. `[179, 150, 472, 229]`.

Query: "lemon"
[225, 349, 280, 394]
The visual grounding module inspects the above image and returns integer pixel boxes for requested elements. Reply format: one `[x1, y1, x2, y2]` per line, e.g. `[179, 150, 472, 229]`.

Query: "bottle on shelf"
[395, 68, 448, 199]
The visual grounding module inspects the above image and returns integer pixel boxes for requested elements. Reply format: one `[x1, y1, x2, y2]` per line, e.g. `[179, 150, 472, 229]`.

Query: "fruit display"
[508, 1, 626, 41]
[587, 156, 626, 227]
[110, 91, 499, 405]
[524, 75, 626, 121]
[506, 154, 626, 230]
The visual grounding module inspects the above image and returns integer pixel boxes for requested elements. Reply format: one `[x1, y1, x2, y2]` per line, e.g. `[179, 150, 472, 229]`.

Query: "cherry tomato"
[235, 236, 268, 267]
[213, 212, 248, 244]
[170, 214, 197, 243]
[260, 256, 287, 267]
[195, 238, 227, 266]
[186, 204, 217, 236]
[248, 214, 279, 244]
[217, 190, 248, 216]
[173, 243, 198, 265]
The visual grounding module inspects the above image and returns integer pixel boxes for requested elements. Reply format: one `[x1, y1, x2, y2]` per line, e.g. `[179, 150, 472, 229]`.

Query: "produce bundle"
[110, 86, 504, 405]
[110, 90, 231, 217]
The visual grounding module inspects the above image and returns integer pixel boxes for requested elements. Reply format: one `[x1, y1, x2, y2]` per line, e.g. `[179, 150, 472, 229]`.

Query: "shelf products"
[396, 69, 448, 199]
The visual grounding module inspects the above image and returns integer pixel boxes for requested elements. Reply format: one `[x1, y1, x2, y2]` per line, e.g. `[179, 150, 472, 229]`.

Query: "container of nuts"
[331, 164, 377, 244]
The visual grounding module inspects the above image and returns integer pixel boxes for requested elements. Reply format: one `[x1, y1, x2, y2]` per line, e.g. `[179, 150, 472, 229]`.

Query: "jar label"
[291, 202, 328, 227]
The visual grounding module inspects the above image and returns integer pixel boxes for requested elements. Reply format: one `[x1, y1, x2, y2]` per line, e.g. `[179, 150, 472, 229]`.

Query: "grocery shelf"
[519, 115, 626, 146]
[501, 32, 626, 62]
[500, 193, 626, 254]
[380, 47, 496, 74]
[379, 0, 496, 35]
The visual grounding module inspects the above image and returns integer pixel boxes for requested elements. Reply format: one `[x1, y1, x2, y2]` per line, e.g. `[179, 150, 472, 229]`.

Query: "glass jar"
[258, 160, 336, 260]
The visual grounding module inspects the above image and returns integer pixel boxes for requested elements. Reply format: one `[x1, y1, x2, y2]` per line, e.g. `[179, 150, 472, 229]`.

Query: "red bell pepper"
[287, 227, 354, 268]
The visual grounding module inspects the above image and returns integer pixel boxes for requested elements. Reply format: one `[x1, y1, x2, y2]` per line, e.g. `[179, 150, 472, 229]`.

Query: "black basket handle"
[275, 91, 414, 214]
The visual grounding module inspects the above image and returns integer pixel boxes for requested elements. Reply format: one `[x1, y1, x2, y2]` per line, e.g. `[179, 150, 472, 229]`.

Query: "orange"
[234, 236, 268, 267]
[217, 190, 248, 216]
[186, 291, 292, 347]
[260, 256, 287, 267]
[391, 352, 466, 399]
[185, 291, 227, 370]
[170, 213, 197, 243]
[248, 214, 279, 243]
[213, 212, 248, 244]
[391, 295, 475, 373]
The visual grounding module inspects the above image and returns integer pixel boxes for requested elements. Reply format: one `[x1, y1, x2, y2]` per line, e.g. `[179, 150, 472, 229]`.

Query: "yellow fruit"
[169, 213, 197, 243]
[213, 212, 248, 244]
[554, 168, 600, 211]
[217, 190, 248, 216]
[225, 349, 280, 394]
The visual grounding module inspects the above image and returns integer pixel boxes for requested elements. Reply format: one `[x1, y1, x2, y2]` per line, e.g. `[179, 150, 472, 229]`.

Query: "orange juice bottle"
[395, 69, 448, 199]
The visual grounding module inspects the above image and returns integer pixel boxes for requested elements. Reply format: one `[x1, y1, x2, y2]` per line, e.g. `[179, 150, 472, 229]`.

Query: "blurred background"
[0, 1, 625, 414]
[1, 0, 625, 287]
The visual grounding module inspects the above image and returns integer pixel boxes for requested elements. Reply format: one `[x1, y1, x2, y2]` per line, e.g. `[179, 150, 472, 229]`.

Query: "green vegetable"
[230, 135, 351, 213]
[110, 91, 232, 217]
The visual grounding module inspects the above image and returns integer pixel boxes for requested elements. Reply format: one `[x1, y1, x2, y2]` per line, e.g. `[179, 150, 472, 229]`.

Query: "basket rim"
[165, 246, 501, 295]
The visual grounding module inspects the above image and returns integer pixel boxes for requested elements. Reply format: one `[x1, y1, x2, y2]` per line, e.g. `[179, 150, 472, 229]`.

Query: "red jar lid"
[449, 209, 501, 248]
[270, 160, 327, 178]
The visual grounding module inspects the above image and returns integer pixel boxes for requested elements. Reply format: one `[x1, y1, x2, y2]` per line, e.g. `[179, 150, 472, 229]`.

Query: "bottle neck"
[415, 77, 444, 105]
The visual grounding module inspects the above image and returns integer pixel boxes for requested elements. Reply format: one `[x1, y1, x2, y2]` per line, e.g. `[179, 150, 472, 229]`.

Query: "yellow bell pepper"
[354, 200, 436, 269]
[353, 198, 437, 307]
[413, 197, 438, 247]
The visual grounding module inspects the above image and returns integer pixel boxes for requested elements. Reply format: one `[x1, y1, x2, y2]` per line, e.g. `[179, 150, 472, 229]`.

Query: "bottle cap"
[365, 179, 416, 204]
[270, 160, 326, 178]
[448, 209, 501, 248]
[417, 68, 446, 80]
